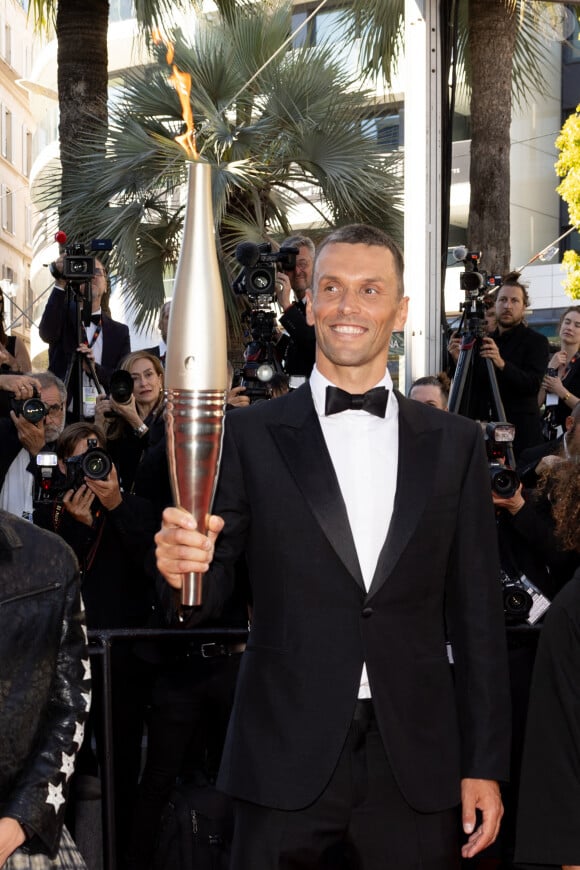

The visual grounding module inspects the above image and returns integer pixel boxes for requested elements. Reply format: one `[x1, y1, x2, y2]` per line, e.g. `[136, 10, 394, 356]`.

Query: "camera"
[64, 239, 113, 281]
[453, 247, 502, 298]
[234, 242, 298, 303]
[109, 370, 134, 404]
[546, 367, 558, 378]
[64, 438, 112, 491]
[10, 388, 48, 424]
[234, 310, 282, 403]
[500, 570, 550, 625]
[485, 422, 519, 498]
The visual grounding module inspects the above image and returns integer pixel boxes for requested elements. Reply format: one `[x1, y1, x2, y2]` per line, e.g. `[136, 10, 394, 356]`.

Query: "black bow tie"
[90, 314, 102, 326]
[325, 385, 388, 418]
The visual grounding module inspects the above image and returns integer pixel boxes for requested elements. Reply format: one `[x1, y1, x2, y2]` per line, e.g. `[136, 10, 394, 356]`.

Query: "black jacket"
[473, 323, 550, 456]
[183, 386, 510, 813]
[39, 285, 130, 397]
[0, 511, 90, 857]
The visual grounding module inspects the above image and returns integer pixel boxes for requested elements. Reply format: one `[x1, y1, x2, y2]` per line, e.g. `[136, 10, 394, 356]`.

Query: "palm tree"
[348, 0, 551, 275]
[33, 1, 403, 334]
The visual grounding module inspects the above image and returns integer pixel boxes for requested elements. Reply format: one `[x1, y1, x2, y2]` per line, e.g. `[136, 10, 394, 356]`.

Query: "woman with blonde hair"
[95, 350, 165, 490]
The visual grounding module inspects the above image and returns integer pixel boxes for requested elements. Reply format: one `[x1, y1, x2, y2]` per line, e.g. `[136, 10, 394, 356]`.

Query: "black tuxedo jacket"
[39, 287, 130, 394]
[192, 386, 510, 813]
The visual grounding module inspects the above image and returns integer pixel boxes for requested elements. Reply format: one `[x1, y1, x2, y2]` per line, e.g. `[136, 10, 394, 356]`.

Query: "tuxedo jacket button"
[361, 607, 374, 618]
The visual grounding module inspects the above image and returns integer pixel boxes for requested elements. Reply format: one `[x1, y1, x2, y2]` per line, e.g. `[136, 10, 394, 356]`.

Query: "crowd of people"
[0, 227, 579, 870]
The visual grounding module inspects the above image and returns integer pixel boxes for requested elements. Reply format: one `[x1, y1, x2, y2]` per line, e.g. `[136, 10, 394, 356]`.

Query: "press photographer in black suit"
[39, 257, 130, 417]
[274, 234, 316, 385]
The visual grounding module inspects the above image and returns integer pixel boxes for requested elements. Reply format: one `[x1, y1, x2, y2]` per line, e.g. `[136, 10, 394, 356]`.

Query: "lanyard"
[82, 319, 102, 349]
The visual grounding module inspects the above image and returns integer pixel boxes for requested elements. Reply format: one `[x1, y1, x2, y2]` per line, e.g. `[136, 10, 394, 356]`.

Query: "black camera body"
[10, 389, 48, 424]
[64, 438, 112, 491]
[500, 570, 550, 625]
[234, 242, 298, 303]
[456, 249, 502, 298]
[546, 367, 558, 378]
[59, 238, 113, 282]
[485, 422, 519, 498]
[235, 309, 282, 403]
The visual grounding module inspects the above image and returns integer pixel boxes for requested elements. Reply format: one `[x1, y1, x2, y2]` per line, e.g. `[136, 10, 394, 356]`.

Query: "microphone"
[235, 242, 260, 267]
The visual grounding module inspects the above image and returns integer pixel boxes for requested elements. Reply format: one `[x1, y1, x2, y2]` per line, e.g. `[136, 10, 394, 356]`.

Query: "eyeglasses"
[45, 402, 65, 415]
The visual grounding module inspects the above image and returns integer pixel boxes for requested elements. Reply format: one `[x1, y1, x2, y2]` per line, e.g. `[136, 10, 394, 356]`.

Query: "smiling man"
[155, 224, 510, 869]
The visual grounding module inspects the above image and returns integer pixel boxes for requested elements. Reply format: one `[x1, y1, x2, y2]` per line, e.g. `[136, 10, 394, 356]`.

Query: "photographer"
[472, 273, 550, 457]
[538, 305, 580, 437]
[39, 256, 130, 417]
[0, 371, 66, 521]
[484, 425, 579, 867]
[95, 351, 165, 492]
[274, 235, 316, 385]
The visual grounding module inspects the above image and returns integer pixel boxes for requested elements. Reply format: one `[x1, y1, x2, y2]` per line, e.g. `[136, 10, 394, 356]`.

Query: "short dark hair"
[314, 224, 404, 298]
[409, 372, 451, 403]
[56, 422, 106, 461]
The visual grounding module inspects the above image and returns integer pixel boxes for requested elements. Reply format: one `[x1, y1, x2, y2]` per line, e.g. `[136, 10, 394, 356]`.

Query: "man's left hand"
[480, 337, 505, 370]
[460, 778, 503, 859]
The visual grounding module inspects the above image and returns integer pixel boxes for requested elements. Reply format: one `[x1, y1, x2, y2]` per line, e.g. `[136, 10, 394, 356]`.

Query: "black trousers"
[230, 700, 461, 870]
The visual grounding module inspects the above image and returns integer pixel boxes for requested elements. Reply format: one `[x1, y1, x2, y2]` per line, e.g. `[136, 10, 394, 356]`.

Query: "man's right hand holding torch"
[155, 507, 224, 589]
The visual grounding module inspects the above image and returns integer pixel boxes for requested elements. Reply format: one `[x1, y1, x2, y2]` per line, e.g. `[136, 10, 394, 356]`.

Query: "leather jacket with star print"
[0, 509, 91, 857]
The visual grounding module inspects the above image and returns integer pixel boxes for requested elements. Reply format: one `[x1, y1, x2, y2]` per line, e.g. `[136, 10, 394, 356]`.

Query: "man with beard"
[472, 273, 549, 457]
[0, 371, 67, 520]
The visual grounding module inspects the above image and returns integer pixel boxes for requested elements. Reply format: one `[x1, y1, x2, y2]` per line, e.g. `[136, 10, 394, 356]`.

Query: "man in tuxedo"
[39, 257, 130, 418]
[156, 224, 510, 869]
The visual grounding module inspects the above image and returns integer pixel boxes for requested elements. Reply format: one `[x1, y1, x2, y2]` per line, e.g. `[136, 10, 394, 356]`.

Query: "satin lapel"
[367, 393, 444, 599]
[268, 387, 365, 590]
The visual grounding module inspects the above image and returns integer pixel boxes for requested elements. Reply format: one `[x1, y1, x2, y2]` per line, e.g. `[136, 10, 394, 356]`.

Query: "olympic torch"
[164, 160, 228, 608]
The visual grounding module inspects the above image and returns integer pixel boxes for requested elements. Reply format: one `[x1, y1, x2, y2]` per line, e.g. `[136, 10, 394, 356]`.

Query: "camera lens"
[21, 397, 48, 424]
[109, 370, 134, 404]
[82, 449, 112, 480]
[503, 585, 533, 619]
[490, 465, 519, 499]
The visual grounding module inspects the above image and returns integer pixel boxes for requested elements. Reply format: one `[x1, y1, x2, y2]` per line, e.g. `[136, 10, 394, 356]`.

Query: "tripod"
[448, 295, 516, 469]
[62, 281, 105, 421]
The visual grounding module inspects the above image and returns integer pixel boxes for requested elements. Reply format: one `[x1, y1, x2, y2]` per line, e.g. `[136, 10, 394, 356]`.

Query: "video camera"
[485, 422, 519, 498]
[233, 242, 298, 304]
[50, 235, 113, 284]
[10, 388, 48, 424]
[453, 247, 502, 299]
[230, 241, 296, 403]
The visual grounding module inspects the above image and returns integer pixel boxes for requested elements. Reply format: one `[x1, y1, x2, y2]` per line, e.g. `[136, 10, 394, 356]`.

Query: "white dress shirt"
[309, 365, 399, 697]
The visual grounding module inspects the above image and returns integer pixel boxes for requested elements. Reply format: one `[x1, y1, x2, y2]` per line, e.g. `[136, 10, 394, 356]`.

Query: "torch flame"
[152, 29, 198, 159]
